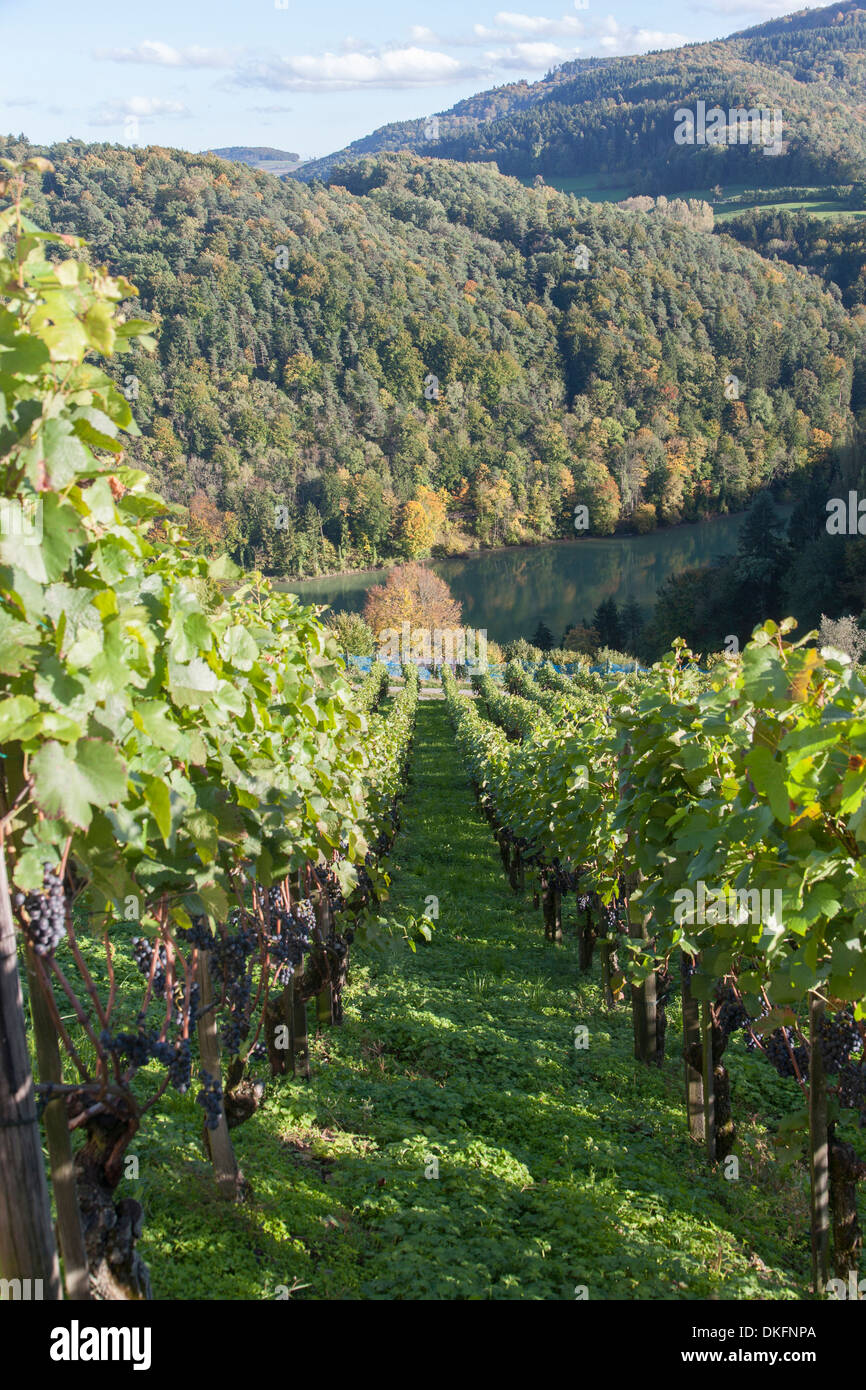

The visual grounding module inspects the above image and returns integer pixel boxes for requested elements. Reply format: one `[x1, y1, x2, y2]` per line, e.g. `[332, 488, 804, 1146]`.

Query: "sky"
[0, 0, 834, 162]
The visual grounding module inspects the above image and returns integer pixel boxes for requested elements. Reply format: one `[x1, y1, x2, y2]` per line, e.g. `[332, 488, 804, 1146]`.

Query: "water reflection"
[282, 512, 749, 645]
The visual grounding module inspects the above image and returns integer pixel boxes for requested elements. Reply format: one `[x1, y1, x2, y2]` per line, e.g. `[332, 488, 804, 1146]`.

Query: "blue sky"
[0, 0, 831, 161]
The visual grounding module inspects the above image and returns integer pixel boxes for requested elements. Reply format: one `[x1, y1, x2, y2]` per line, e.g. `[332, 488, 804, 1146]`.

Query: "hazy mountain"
[209, 146, 301, 173]
[292, 1, 866, 194]
[8, 136, 858, 580]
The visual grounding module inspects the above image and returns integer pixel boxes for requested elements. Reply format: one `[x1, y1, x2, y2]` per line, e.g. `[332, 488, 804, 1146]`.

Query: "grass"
[111, 701, 844, 1300]
[522, 173, 865, 223]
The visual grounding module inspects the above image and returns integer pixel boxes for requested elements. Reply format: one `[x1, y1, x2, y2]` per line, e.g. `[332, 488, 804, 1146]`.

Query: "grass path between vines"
[137, 702, 812, 1300]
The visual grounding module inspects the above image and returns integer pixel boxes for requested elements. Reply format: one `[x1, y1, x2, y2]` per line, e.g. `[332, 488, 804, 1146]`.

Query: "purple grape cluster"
[169, 1037, 192, 1094]
[815, 1008, 859, 1074]
[177, 916, 215, 951]
[13, 865, 66, 957]
[210, 920, 257, 1056]
[764, 1027, 809, 1079]
[196, 1069, 223, 1130]
[715, 985, 750, 1039]
[131, 936, 167, 996]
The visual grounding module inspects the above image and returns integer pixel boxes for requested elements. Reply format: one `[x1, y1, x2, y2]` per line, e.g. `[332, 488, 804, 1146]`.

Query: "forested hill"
[293, 1, 866, 192]
[8, 137, 861, 577]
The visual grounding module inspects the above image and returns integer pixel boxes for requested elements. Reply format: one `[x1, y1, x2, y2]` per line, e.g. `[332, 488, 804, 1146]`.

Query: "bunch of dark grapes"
[549, 859, 574, 893]
[267, 895, 315, 986]
[716, 985, 750, 1039]
[172, 979, 200, 1028]
[131, 937, 167, 996]
[168, 1038, 192, 1094]
[816, 1009, 859, 1074]
[177, 916, 214, 951]
[293, 898, 315, 942]
[600, 899, 621, 936]
[680, 954, 697, 983]
[101, 1027, 160, 1070]
[13, 865, 66, 957]
[316, 865, 345, 912]
[837, 1059, 866, 1125]
[196, 1069, 223, 1130]
[764, 1027, 809, 1080]
[210, 922, 257, 1055]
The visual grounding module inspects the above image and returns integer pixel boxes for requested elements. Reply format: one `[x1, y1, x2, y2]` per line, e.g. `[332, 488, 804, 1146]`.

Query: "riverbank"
[279, 506, 758, 590]
[274, 509, 771, 646]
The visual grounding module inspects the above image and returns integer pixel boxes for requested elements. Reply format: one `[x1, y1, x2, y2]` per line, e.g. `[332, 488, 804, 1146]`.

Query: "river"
[281, 511, 752, 646]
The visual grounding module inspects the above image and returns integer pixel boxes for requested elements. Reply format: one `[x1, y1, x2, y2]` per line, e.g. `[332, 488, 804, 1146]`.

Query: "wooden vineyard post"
[681, 959, 705, 1142]
[291, 869, 310, 1079]
[600, 939, 616, 1009]
[0, 840, 62, 1298]
[808, 991, 830, 1296]
[196, 953, 241, 1199]
[829, 1138, 866, 1283]
[291, 973, 310, 1080]
[266, 985, 290, 1077]
[701, 1000, 716, 1163]
[627, 890, 658, 1065]
[622, 745, 659, 1065]
[507, 843, 522, 894]
[24, 944, 90, 1299]
[541, 871, 562, 942]
[314, 890, 333, 1028]
[578, 901, 595, 973]
[631, 965, 658, 1064]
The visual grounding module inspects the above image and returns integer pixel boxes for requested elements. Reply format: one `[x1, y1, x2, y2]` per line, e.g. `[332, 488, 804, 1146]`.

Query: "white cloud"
[474, 12, 585, 40]
[234, 46, 487, 92]
[248, 104, 294, 114]
[89, 96, 190, 127]
[595, 19, 688, 53]
[94, 40, 234, 68]
[493, 41, 579, 69]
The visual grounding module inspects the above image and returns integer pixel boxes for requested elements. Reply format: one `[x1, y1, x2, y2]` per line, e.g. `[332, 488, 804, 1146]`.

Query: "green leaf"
[207, 553, 242, 583]
[144, 776, 172, 845]
[133, 700, 184, 754]
[222, 624, 258, 671]
[0, 608, 40, 674]
[745, 744, 791, 825]
[32, 738, 127, 828]
[0, 694, 40, 742]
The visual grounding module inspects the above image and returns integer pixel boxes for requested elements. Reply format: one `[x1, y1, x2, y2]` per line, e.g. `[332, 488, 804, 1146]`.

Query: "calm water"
[282, 512, 750, 645]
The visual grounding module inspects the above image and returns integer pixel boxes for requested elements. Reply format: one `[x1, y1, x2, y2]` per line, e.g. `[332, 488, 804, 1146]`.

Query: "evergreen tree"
[619, 599, 645, 653]
[592, 598, 622, 650]
[531, 620, 555, 652]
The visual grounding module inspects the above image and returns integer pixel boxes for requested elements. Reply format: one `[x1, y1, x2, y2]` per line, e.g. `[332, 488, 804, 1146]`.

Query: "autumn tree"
[363, 563, 462, 647]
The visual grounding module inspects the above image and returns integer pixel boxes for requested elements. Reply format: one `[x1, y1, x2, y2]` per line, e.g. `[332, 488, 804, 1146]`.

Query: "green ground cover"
[523, 173, 863, 223]
[123, 702, 817, 1300]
